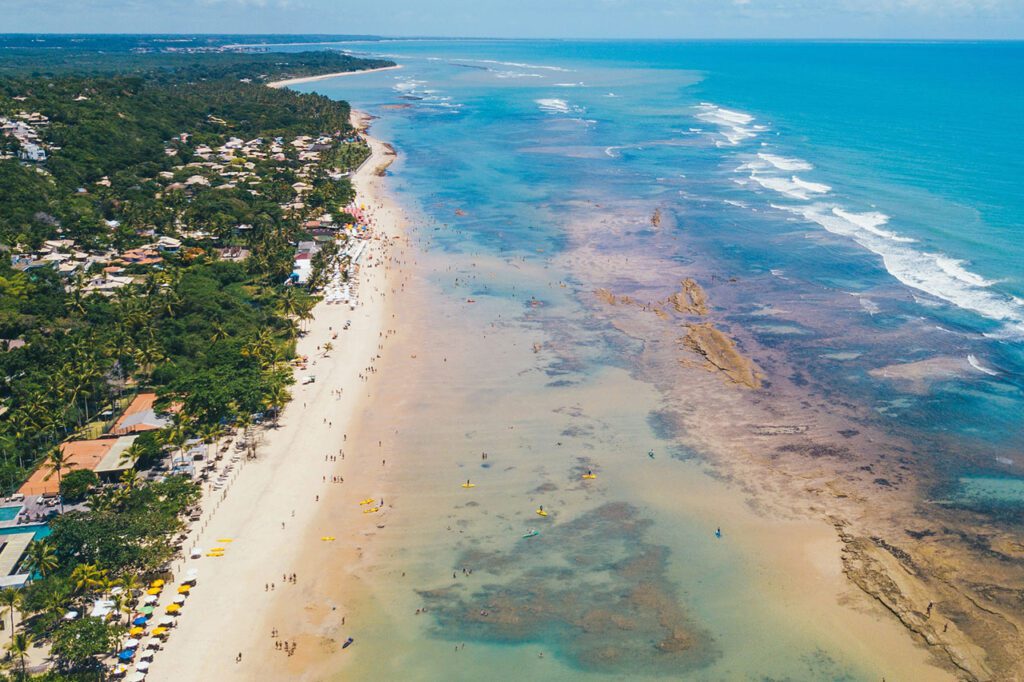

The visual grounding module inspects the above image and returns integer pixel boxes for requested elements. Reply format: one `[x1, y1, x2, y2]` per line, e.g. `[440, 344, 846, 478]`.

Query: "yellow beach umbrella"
[165, 604, 181, 614]
[129, 627, 145, 636]
[177, 585, 191, 594]
[150, 580, 165, 588]
[146, 588, 161, 596]
[151, 627, 168, 637]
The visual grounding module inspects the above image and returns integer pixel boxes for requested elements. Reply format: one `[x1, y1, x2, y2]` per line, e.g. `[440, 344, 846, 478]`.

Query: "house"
[18, 434, 139, 496]
[156, 236, 182, 252]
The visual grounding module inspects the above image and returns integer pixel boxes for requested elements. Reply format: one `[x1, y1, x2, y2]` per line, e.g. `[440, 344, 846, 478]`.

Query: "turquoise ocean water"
[288, 41, 1024, 678]
[301, 39, 1024, 486]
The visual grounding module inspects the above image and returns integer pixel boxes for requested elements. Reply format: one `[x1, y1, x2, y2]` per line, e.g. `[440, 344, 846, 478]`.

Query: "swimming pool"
[0, 505, 22, 522]
[0, 524, 51, 540]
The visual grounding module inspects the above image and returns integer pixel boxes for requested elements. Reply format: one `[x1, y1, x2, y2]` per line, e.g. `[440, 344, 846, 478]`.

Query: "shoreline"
[148, 110, 404, 680]
[267, 64, 402, 89]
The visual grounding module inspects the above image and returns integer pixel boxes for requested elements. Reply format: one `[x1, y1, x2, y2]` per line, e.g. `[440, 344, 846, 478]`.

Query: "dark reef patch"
[417, 502, 717, 674]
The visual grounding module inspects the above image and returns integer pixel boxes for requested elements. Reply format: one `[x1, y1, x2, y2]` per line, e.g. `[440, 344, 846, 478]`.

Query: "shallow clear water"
[287, 39, 1024, 679]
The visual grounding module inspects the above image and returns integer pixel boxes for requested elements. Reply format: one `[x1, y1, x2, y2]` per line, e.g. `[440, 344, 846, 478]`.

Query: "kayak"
[523, 529, 540, 538]
[359, 498, 375, 506]
[321, 536, 336, 542]
[581, 474, 596, 479]
[363, 507, 380, 514]
[342, 637, 354, 649]
[536, 509, 548, 517]
[461, 483, 476, 488]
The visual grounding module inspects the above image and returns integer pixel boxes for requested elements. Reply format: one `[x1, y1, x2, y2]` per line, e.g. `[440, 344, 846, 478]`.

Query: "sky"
[4, 0, 1024, 39]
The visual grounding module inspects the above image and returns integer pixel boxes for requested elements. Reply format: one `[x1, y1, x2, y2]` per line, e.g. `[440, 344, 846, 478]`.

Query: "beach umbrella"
[129, 627, 145, 637]
[139, 606, 155, 615]
[165, 604, 181, 614]
[124, 638, 141, 648]
[177, 584, 191, 594]
[113, 664, 128, 677]
[139, 650, 154, 661]
[137, 661, 150, 671]
[172, 595, 186, 605]
[63, 610, 78, 620]
[129, 672, 147, 682]
[118, 649, 135, 661]
[145, 640, 161, 649]
[146, 588, 161, 596]
[157, 616, 175, 627]
[142, 595, 158, 604]
[150, 580, 165, 588]
[151, 627, 168, 637]
[132, 616, 149, 626]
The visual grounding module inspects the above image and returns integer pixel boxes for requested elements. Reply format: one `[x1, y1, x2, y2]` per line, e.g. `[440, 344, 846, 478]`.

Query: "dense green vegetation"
[0, 38, 378, 675]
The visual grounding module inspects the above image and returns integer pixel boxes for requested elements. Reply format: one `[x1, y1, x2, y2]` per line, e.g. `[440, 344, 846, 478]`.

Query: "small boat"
[523, 529, 540, 538]
[342, 637, 354, 649]
[581, 473, 596, 480]
[461, 481, 476, 488]
[321, 536, 336, 542]
[363, 507, 380, 514]
[359, 498, 375, 506]
[466, 299, 476, 303]
[536, 508, 548, 517]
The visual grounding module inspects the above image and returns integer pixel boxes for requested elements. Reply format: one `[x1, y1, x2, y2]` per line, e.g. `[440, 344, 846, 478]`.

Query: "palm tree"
[0, 588, 22, 642]
[322, 341, 334, 357]
[70, 564, 106, 601]
[6, 631, 33, 678]
[264, 383, 290, 427]
[21, 540, 57, 581]
[42, 447, 77, 513]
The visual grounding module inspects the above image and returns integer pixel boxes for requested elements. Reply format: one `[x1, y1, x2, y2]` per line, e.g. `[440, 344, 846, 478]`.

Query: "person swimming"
[715, 527, 722, 539]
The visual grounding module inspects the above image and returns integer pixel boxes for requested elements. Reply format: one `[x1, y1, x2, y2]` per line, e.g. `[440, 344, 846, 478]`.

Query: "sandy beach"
[148, 113, 406, 681]
[267, 65, 402, 89]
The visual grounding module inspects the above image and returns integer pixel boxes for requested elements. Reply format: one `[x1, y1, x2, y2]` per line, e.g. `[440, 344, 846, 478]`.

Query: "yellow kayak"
[363, 507, 380, 514]
[359, 498, 375, 506]
[461, 483, 476, 488]
[581, 474, 597, 479]
[216, 538, 234, 543]
[321, 536, 336, 542]
[536, 509, 548, 517]
[211, 547, 225, 552]
[206, 552, 223, 558]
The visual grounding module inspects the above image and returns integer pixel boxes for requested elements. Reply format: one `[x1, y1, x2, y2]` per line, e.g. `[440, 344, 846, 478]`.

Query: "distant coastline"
[268, 64, 402, 89]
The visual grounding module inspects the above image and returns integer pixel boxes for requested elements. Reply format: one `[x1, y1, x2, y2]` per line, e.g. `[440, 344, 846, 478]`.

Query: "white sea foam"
[776, 203, 1024, 334]
[749, 175, 829, 200]
[757, 152, 813, 171]
[967, 354, 1000, 376]
[535, 98, 583, 115]
[791, 177, 831, 195]
[493, 71, 543, 79]
[830, 208, 915, 243]
[475, 59, 570, 72]
[695, 103, 759, 146]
